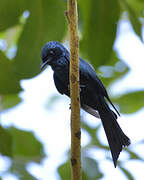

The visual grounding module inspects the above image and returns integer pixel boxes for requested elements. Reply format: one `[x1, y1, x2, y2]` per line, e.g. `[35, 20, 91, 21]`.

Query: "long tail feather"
[106, 96, 120, 117]
[97, 96, 130, 167]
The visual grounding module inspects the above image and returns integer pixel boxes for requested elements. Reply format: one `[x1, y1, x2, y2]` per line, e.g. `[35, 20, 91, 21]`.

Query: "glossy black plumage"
[41, 41, 130, 167]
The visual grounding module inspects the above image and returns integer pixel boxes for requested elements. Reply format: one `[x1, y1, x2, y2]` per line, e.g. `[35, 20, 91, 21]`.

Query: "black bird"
[40, 41, 130, 167]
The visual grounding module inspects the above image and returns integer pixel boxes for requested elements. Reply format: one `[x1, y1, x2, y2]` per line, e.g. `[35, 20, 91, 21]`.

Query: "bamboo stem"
[66, 0, 81, 180]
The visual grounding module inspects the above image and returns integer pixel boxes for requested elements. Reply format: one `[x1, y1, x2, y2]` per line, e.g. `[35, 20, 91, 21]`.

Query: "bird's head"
[40, 41, 67, 70]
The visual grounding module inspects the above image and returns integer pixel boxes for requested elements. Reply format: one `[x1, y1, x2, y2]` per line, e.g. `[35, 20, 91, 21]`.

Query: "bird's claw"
[69, 103, 71, 109]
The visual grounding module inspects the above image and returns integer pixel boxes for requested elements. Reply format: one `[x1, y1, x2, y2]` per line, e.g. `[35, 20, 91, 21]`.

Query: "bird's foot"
[69, 103, 71, 109]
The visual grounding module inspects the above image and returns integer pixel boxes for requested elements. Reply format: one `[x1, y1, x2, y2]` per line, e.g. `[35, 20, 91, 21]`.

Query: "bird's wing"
[53, 73, 70, 96]
[79, 58, 120, 116]
[79, 58, 107, 94]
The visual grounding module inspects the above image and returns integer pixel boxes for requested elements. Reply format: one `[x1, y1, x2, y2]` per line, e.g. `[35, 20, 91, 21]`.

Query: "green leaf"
[121, 0, 143, 41]
[0, 126, 12, 157]
[4, 25, 23, 51]
[126, 0, 144, 17]
[82, 157, 103, 180]
[58, 161, 71, 180]
[81, 122, 109, 150]
[8, 127, 45, 163]
[79, 0, 120, 67]
[112, 90, 144, 114]
[119, 165, 135, 180]
[13, 0, 67, 79]
[0, 0, 27, 31]
[126, 149, 143, 161]
[11, 158, 37, 180]
[1, 94, 22, 110]
[0, 51, 22, 94]
[58, 158, 103, 180]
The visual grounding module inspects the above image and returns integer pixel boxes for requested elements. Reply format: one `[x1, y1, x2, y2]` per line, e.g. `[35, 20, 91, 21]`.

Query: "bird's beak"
[40, 57, 52, 70]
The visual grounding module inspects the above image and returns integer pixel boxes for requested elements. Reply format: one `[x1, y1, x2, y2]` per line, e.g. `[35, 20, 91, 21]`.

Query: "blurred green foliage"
[79, 0, 120, 67]
[0, 0, 144, 179]
[0, 126, 44, 179]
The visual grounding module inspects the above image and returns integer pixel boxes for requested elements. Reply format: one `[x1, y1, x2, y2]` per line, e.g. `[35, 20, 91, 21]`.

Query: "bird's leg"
[69, 103, 71, 109]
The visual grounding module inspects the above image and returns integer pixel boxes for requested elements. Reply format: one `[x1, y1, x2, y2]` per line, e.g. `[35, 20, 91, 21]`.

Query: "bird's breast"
[51, 58, 69, 86]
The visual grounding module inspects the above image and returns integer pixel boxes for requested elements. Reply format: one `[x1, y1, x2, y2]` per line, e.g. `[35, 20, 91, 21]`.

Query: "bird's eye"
[49, 50, 54, 55]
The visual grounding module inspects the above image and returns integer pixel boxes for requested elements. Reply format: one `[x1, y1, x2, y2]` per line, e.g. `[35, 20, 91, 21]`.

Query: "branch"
[66, 0, 81, 180]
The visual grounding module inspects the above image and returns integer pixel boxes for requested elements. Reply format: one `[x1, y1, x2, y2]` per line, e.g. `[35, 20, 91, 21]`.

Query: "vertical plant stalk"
[66, 0, 81, 180]
[0, 96, 2, 120]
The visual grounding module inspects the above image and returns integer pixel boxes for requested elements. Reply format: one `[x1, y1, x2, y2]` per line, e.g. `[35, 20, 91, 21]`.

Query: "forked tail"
[97, 96, 131, 167]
